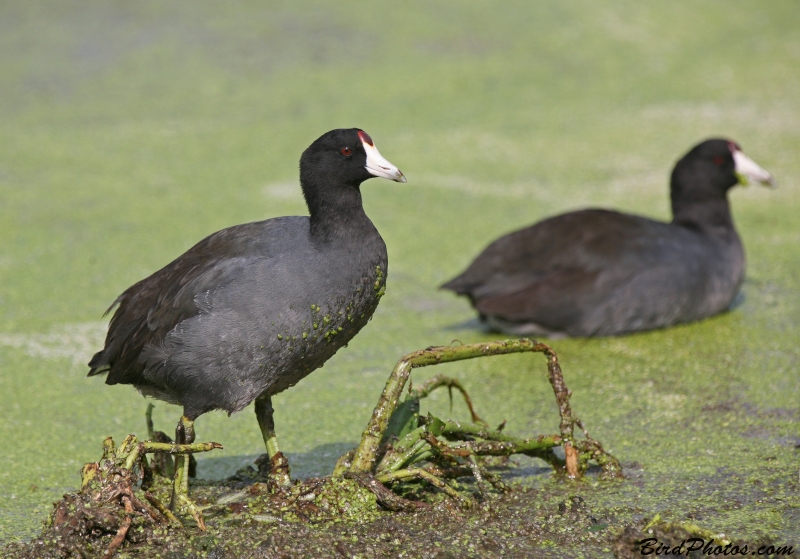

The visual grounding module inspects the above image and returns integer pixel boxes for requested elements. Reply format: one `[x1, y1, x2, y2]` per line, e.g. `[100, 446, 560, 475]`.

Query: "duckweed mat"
[2, 1, 799, 556]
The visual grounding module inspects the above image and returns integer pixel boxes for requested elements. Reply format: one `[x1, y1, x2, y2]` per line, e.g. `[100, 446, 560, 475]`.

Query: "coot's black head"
[670, 138, 774, 227]
[301, 128, 405, 186]
[299, 128, 405, 222]
[672, 138, 774, 197]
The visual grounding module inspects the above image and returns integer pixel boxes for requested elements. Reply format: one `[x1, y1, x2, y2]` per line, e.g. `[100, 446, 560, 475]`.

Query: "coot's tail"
[87, 349, 111, 376]
[440, 274, 471, 295]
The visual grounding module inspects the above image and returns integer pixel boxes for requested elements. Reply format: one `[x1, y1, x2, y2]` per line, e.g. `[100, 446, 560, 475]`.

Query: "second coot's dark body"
[442, 139, 774, 337]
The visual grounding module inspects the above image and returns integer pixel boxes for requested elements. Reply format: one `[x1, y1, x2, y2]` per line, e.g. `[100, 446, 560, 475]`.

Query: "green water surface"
[1, 1, 798, 548]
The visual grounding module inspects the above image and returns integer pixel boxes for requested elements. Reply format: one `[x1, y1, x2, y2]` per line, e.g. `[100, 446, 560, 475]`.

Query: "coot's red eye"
[341, 147, 352, 156]
[713, 156, 724, 166]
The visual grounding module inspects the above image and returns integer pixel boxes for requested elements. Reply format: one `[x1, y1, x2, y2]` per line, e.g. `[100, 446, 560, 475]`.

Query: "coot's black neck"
[671, 197, 736, 232]
[670, 173, 737, 233]
[301, 173, 373, 241]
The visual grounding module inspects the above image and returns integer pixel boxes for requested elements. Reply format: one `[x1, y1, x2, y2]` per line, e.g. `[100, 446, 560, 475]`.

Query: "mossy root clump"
[8, 432, 220, 558]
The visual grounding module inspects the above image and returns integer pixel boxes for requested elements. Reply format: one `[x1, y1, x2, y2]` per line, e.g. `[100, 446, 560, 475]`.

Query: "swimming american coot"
[88, 128, 405, 513]
[441, 139, 774, 337]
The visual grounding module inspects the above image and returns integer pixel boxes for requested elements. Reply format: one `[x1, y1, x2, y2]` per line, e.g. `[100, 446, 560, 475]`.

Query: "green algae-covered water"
[1, 1, 798, 551]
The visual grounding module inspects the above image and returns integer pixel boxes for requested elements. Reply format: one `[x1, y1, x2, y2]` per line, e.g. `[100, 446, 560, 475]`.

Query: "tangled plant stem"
[342, 338, 622, 506]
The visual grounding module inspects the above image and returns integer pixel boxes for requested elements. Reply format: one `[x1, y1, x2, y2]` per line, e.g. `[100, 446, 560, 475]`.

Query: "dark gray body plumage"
[91, 217, 386, 419]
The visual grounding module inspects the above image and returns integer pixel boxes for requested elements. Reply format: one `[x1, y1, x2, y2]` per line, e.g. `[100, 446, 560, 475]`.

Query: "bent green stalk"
[348, 338, 579, 475]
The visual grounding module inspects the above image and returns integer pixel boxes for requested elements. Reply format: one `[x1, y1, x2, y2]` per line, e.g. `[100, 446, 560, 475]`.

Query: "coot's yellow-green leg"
[170, 415, 207, 530]
[255, 395, 291, 489]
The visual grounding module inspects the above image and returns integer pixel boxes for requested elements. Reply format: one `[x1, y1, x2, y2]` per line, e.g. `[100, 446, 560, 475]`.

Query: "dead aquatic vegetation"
[11, 339, 620, 558]
[336, 338, 622, 511]
[1, 433, 218, 559]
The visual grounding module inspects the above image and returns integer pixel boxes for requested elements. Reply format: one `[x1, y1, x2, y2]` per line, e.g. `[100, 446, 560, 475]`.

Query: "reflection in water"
[195, 443, 556, 486]
[195, 442, 357, 481]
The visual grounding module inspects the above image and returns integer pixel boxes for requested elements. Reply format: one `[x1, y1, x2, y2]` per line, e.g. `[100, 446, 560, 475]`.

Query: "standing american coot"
[441, 139, 774, 337]
[89, 128, 405, 518]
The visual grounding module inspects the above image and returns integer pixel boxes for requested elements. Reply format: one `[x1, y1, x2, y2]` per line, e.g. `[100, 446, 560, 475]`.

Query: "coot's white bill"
[733, 147, 775, 187]
[360, 130, 406, 183]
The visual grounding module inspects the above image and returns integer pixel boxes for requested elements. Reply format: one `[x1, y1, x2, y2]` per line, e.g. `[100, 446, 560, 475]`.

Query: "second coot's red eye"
[713, 156, 724, 166]
[341, 147, 352, 156]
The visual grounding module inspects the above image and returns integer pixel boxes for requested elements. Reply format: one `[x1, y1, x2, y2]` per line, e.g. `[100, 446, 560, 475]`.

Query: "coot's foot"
[171, 492, 207, 531]
[169, 415, 208, 530]
[255, 394, 293, 491]
[256, 451, 292, 491]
